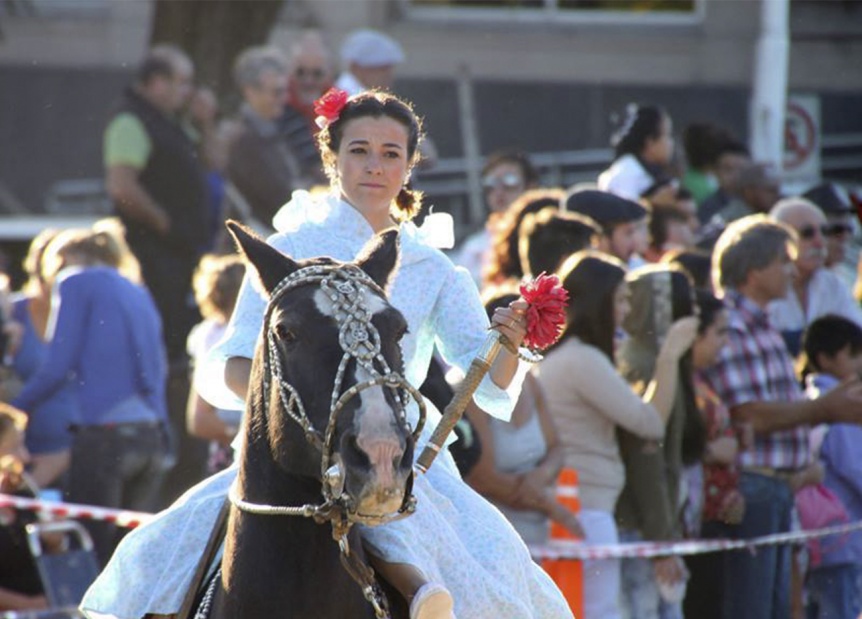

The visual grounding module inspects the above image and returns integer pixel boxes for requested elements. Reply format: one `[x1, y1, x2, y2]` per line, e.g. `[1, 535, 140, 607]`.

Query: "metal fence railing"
[5, 133, 857, 242]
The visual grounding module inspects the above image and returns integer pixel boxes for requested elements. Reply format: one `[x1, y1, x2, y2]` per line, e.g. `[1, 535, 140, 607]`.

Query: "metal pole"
[456, 63, 484, 227]
[749, 0, 790, 173]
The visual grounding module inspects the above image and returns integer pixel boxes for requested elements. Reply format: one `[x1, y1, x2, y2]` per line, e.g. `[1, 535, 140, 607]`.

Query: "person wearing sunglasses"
[455, 150, 539, 286]
[768, 198, 862, 357]
[281, 31, 333, 134]
[802, 182, 857, 286]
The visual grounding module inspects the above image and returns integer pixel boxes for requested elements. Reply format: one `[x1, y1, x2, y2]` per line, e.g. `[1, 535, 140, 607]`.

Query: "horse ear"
[355, 229, 400, 291]
[226, 220, 299, 295]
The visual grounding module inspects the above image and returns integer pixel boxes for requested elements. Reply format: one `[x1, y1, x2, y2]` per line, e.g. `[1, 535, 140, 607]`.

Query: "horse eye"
[275, 323, 296, 343]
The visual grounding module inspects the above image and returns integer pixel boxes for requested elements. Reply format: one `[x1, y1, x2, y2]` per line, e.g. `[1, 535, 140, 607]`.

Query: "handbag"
[795, 482, 849, 567]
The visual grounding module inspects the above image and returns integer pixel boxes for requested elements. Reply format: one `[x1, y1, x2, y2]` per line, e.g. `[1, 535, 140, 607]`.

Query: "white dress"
[81, 191, 572, 619]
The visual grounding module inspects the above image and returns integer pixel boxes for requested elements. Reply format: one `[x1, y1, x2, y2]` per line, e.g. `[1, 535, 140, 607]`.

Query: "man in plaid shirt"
[701, 215, 862, 619]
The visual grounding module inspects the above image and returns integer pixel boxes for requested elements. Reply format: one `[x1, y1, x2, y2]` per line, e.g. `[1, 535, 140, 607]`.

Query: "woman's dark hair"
[802, 314, 862, 374]
[662, 248, 712, 290]
[695, 288, 725, 336]
[557, 250, 626, 362]
[611, 104, 668, 161]
[667, 269, 706, 465]
[317, 90, 425, 221]
[669, 268, 696, 322]
[481, 149, 539, 188]
[519, 208, 601, 279]
[482, 188, 564, 286]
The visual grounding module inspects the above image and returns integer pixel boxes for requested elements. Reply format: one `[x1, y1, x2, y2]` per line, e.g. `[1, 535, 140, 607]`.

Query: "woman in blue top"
[9, 229, 81, 488]
[12, 228, 170, 565]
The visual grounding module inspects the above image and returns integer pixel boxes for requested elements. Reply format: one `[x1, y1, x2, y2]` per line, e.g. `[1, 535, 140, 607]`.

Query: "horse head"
[228, 222, 419, 522]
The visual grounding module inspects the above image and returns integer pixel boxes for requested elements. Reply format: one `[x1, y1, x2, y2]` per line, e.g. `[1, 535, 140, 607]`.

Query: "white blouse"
[202, 191, 523, 426]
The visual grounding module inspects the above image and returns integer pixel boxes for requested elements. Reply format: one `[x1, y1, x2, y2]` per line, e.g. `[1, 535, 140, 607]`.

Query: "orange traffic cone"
[542, 468, 584, 618]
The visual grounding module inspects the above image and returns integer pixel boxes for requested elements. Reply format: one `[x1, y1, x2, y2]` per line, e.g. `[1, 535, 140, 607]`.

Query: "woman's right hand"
[658, 316, 699, 362]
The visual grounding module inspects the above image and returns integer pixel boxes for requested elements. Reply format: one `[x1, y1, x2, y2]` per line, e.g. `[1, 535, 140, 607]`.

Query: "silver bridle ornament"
[229, 263, 426, 526]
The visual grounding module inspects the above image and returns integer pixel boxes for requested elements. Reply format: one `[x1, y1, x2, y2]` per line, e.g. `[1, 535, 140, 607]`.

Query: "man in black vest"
[104, 45, 210, 503]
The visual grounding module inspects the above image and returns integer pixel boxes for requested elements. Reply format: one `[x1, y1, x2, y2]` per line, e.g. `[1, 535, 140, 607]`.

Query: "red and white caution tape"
[3, 492, 862, 557]
[530, 519, 862, 561]
[0, 493, 153, 529]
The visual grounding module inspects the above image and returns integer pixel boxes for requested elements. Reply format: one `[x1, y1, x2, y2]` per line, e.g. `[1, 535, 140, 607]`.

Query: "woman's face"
[643, 115, 674, 166]
[613, 281, 632, 330]
[692, 310, 729, 370]
[336, 115, 410, 219]
[482, 161, 526, 214]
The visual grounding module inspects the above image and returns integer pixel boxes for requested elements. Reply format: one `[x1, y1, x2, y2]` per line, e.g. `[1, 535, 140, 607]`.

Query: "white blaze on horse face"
[313, 287, 403, 489]
[313, 286, 388, 321]
[352, 365, 402, 488]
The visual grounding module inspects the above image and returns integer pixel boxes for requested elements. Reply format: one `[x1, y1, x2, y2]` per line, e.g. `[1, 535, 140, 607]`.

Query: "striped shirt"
[702, 289, 810, 470]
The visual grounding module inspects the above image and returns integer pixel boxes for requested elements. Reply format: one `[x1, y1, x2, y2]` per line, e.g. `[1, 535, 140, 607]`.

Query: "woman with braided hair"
[82, 89, 571, 619]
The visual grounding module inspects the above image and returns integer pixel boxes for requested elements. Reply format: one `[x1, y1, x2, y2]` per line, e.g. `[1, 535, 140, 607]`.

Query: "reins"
[228, 263, 426, 619]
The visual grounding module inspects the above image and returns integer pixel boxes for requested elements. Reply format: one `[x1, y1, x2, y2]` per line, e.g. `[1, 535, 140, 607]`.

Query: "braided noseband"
[227, 263, 426, 619]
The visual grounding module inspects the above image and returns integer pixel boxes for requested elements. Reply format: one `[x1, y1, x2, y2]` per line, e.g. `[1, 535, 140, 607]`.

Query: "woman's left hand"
[490, 299, 529, 350]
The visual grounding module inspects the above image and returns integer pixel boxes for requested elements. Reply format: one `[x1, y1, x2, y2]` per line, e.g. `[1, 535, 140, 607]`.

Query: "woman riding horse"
[81, 89, 572, 619]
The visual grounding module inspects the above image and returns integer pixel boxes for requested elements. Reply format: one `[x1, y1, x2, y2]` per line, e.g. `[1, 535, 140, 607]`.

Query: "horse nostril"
[355, 436, 404, 487]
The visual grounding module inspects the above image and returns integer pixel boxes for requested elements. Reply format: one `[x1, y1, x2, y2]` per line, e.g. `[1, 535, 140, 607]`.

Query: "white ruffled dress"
[80, 192, 572, 619]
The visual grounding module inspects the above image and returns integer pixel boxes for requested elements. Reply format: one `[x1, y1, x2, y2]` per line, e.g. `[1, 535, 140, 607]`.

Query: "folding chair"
[25, 520, 99, 616]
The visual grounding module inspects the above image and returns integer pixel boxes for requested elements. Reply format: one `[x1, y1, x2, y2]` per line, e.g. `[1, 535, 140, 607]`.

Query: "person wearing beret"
[335, 29, 404, 96]
[564, 188, 648, 265]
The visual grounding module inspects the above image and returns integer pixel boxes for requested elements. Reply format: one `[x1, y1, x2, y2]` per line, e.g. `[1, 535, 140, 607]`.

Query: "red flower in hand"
[314, 87, 349, 129]
[519, 273, 569, 351]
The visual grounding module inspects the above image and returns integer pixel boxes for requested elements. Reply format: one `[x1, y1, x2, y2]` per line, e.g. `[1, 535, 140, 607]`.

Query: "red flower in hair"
[519, 273, 569, 351]
[314, 87, 349, 129]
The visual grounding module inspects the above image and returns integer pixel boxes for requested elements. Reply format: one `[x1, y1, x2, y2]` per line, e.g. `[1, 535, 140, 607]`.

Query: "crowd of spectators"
[0, 26, 861, 619]
[452, 102, 862, 619]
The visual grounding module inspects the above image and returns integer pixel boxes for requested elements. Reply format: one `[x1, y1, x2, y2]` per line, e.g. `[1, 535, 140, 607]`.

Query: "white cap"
[340, 29, 405, 68]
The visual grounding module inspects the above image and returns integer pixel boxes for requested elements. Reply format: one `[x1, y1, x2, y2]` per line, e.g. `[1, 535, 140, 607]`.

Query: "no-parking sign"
[783, 94, 821, 183]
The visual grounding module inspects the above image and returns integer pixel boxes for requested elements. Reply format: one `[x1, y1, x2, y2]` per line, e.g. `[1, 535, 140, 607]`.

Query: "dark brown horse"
[199, 223, 420, 618]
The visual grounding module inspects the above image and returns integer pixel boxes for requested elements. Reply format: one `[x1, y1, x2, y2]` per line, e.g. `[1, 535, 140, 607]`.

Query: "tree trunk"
[149, 0, 286, 109]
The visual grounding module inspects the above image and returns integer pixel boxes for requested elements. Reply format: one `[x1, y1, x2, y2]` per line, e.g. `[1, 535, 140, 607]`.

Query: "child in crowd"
[186, 254, 246, 473]
[0, 403, 47, 611]
[683, 290, 747, 619]
[801, 315, 862, 619]
[598, 104, 677, 206]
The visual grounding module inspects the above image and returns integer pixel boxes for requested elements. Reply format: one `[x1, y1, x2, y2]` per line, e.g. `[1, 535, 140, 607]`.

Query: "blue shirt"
[13, 267, 168, 426]
[10, 296, 80, 452]
[807, 373, 862, 567]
